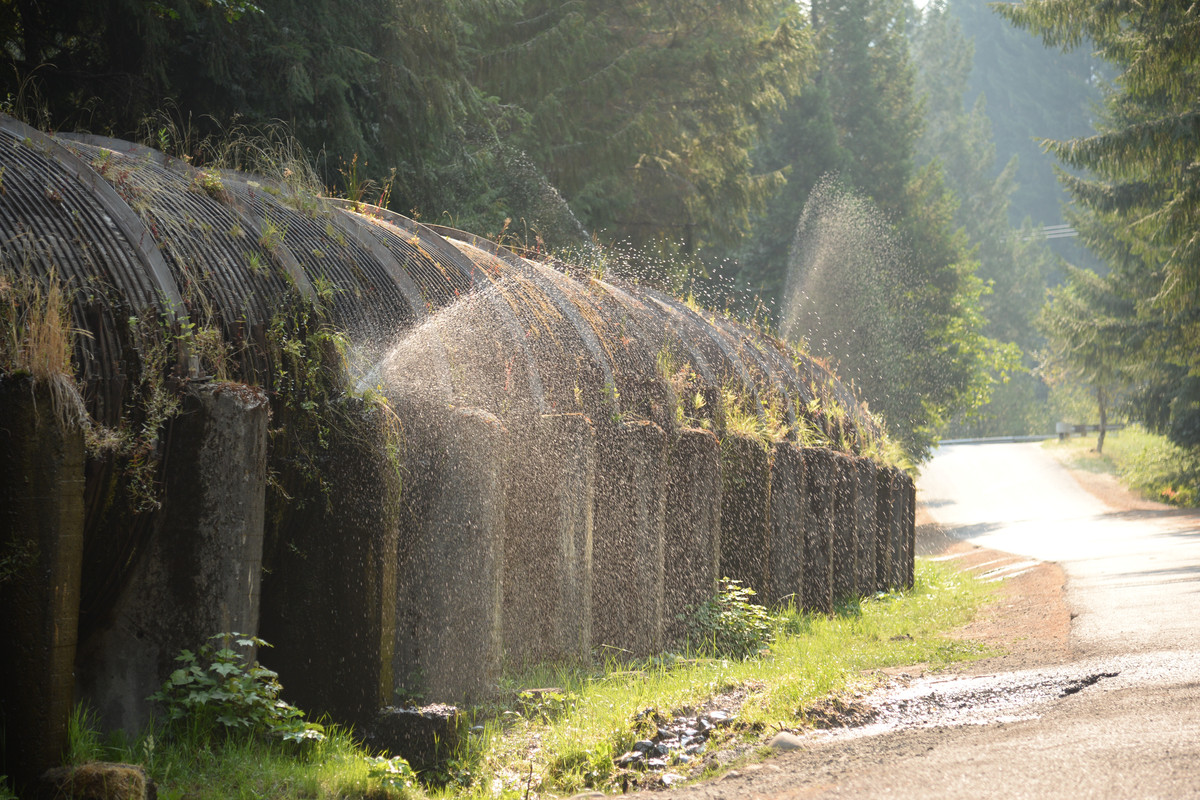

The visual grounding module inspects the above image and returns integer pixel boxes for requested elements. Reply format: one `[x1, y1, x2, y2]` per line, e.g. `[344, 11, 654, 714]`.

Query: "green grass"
[438, 558, 991, 797]
[1044, 424, 1200, 506]
[64, 559, 990, 800]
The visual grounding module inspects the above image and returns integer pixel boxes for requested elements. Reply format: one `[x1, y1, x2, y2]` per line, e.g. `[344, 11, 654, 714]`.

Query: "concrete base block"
[664, 427, 722, 643]
[76, 381, 268, 737]
[801, 448, 835, 615]
[853, 459, 878, 595]
[395, 406, 507, 703]
[0, 376, 85, 791]
[766, 443, 805, 608]
[831, 452, 858, 603]
[592, 420, 667, 656]
[719, 434, 772, 596]
[503, 413, 595, 666]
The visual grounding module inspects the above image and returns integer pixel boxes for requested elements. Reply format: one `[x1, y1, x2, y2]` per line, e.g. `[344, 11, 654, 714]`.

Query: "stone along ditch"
[0, 114, 916, 790]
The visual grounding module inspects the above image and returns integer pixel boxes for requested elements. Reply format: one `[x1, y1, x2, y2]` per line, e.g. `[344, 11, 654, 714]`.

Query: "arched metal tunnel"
[0, 112, 915, 751]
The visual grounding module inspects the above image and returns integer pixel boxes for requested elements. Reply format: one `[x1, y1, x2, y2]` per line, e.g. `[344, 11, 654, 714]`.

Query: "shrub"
[150, 633, 324, 744]
[682, 579, 775, 659]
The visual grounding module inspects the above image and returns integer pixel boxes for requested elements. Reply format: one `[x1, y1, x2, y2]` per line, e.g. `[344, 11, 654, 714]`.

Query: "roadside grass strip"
[53, 559, 990, 800]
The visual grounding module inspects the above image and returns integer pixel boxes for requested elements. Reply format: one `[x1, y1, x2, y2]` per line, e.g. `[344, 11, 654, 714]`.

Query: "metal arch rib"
[4, 115, 187, 318]
[426, 224, 618, 394]
[324, 199, 485, 288]
[335, 214, 547, 413]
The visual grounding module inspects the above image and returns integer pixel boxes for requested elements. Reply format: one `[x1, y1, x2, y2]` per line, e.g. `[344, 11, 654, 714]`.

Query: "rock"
[615, 750, 646, 768]
[38, 763, 153, 800]
[366, 704, 462, 770]
[661, 772, 687, 786]
[766, 731, 804, 751]
[632, 739, 656, 753]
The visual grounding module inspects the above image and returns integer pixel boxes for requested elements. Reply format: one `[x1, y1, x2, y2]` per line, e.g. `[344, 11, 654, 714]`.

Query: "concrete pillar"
[766, 443, 805, 609]
[663, 427, 722, 643]
[0, 376, 85, 792]
[901, 472, 916, 589]
[257, 396, 400, 727]
[719, 434, 772, 598]
[76, 381, 268, 736]
[592, 420, 667, 657]
[874, 468, 895, 593]
[831, 452, 858, 603]
[502, 413, 595, 666]
[887, 466, 907, 590]
[853, 459, 878, 596]
[395, 406, 506, 703]
[801, 448, 834, 615]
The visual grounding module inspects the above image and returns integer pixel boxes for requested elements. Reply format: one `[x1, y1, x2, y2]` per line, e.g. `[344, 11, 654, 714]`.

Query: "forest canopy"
[5, 0, 1190, 466]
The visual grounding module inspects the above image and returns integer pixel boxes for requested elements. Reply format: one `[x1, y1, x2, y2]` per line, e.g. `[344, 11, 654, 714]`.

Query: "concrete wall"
[592, 420, 668, 656]
[502, 413, 596, 666]
[75, 382, 268, 736]
[0, 377, 86, 792]
[719, 435, 772, 597]
[831, 452, 858, 603]
[801, 448, 836, 615]
[395, 406, 507, 704]
[258, 397, 400, 727]
[664, 428, 722, 643]
[766, 443, 806, 608]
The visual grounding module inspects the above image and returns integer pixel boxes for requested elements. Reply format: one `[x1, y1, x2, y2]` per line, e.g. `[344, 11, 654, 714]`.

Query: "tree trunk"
[1096, 386, 1107, 454]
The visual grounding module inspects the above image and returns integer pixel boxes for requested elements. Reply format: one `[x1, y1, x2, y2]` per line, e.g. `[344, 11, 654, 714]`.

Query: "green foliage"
[363, 755, 418, 792]
[1047, 426, 1200, 507]
[682, 579, 776, 659]
[468, 0, 813, 252]
[150, 633, 325, 744]
[996, 0, 1200, 458]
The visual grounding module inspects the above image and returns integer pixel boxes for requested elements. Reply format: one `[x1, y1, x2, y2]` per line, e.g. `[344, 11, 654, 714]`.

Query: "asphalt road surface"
[653, 441, 1200, 800]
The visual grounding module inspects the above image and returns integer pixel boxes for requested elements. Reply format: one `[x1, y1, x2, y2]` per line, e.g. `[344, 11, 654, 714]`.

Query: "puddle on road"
[807, 668, 1120, 741]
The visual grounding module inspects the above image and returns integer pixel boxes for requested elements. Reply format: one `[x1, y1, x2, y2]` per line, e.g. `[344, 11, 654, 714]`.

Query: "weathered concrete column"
[719, 434, 772, 596]
[664, 427, 721, 643]
[258, 396, 400, 727]
[502, 413, 595, 666]
[886, 466, 907, 589]
[76, 381, 268, 736]
[592, 420, 668, 656]
[0, 376, 85, 792]
[853, 459, 878, 596]
[874, 468, 895, 592]
[831, 452, 858, 603]
[801, 448, 835, 615]
[901, 472, 916, 589]
[766, 443, 805, 608]
[395, 406, 506, 704]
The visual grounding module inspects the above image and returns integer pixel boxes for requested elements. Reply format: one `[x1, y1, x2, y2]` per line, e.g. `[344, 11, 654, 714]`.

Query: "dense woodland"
[2, 0, 1196, 466]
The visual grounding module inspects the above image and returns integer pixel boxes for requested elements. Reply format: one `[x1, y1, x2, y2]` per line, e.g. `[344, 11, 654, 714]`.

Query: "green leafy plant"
[363, 755, 417, 791]
[681, 579, 776, 659]
[150, 633, 324, 744]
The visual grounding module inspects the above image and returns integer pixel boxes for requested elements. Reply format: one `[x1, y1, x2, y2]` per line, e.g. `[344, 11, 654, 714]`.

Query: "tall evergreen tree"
[1000, 0, 1200, 448]
[468, 0, 811, 252]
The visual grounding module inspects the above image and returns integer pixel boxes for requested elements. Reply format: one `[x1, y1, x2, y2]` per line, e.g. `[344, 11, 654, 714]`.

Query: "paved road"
[661, 442, 1200, 799]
